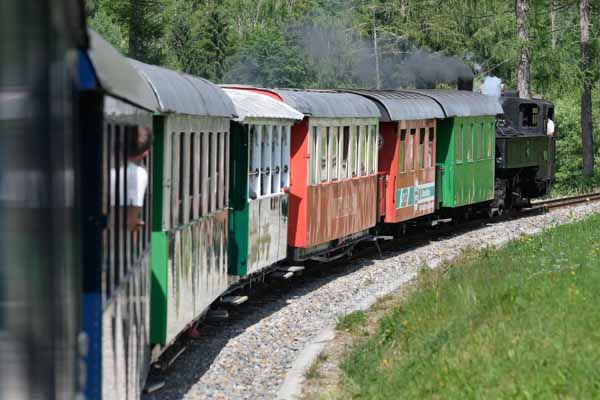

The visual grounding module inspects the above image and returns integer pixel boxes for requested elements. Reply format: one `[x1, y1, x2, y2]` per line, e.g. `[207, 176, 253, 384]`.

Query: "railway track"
[144, 191, 600, 396]
[530, 191, 600, 211]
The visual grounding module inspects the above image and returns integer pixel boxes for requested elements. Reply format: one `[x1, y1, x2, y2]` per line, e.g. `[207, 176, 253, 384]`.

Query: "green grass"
[336, 311, 368, 333]
[340, 213, 600, 399]
[305, 351, 329, 380]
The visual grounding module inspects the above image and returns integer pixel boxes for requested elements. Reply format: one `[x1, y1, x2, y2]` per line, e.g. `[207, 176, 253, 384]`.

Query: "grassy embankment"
[336, 213, 600, 399]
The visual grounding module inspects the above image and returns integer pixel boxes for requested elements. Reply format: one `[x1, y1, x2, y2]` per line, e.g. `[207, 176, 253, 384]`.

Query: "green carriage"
[130, 61, 237, 349]
[404, 91, 503, 212]
[224, 88, 303, 278]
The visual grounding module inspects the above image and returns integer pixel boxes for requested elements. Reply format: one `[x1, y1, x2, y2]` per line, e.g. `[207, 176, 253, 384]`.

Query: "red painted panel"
[305, 176, 377, 248]
[287, 118, 309, 248]
[378, 120, 437, 224]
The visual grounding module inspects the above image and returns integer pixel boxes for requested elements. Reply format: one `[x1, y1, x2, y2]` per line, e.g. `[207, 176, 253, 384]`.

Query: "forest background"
[87, 0, 600, 192]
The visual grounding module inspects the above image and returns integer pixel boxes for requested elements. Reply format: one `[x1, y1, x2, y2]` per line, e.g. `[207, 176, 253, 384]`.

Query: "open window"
[369, 125, 377, 174]
[428, 127, 434, 168]
[249, 125, 261, 199]
[349, 126, 358, 177]
[281, 126, 290, 188]
[398, 129, 406, 174]
[519, 103, 539, 127]
[329, 127, 338, 181]
[341, 127, 349, 179]
[319, 126, 328, 182]
[418, 128, 425, 169]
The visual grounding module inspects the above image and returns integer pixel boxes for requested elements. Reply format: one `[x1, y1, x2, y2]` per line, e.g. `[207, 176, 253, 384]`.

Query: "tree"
[516, 0, 530, 98]
[579, 0, 594, 176]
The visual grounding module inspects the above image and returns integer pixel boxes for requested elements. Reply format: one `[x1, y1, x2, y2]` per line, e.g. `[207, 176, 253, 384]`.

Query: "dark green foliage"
[87, 0, 600, 182]
[224, 28, 313, 87]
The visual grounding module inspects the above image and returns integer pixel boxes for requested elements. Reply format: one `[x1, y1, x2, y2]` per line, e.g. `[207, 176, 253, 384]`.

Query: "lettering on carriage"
[395, 181, 435, 210]
[329, 193, 358, 219]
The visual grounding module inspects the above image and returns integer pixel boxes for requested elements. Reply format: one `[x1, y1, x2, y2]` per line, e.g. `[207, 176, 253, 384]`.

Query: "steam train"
[0, 4, 556, 399]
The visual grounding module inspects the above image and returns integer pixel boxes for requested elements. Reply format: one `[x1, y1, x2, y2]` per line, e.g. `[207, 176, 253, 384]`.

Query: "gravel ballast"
[145, 203, 600, 400]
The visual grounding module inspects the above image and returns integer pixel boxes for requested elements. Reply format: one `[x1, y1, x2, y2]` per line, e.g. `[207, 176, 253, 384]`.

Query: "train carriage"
[129, 61, 237, 349]
[264, 90, 381, 261]
[346, 90, 446, 226]
[1, 1, 86, 399]
[223, 88, 303, 278]
[78, 30, 159, 400]
[403, 90, 503, 213]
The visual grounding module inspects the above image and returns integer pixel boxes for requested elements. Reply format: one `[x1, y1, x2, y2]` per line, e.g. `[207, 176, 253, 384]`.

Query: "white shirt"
[110, 162, 148, 207]
[547, 119, 555, 136]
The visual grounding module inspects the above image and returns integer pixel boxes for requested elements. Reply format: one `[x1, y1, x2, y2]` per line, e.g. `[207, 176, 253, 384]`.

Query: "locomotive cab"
[495, 94, 555, 205]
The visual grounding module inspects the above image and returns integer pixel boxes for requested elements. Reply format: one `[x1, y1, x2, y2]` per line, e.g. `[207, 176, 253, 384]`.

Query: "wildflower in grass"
[402, 320, 408, 327]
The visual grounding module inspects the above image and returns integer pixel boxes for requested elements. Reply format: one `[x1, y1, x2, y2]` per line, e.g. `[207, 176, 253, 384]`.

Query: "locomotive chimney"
[457, 76, 473, 91]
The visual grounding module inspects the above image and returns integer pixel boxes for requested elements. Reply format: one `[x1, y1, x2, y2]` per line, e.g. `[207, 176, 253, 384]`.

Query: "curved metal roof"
[343, 90, 445, 121]
[271, 89, 380, 119]
[402, 89, 503, 117]
[86, 30, 158, 111]
[129, 59, 236, 118]
[223, 89, 303, 122]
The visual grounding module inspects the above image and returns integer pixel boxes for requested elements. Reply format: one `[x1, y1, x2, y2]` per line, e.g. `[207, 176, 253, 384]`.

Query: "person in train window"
[110, 126, 152, 232]
[546, 118, 555, 137]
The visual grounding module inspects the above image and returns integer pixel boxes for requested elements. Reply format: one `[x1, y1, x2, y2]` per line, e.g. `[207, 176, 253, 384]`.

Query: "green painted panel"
[228, 123, 249, 276]
[151, 116, 165, 232]
[503, 136, 549, 169]
[150, 231, 168, 345]
[436, 116, 496, 209]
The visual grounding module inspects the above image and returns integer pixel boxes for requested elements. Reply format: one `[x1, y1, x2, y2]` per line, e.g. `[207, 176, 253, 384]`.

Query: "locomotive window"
[407, 129, 415, 171]
[428, 128, 434, 168]
[519, 104, 539, 127]
[330, 127, 338, 181]
[282, 126, 290, 188]
[358, 126, 367, 176]
[370, 125, 377, 174]
[271, 126, 282, 193]
[341, 127, 349, 179]
[320, 126, 328, 182]
[398, 129, 406, 174]
[249, 125, 261, 199]
[418, 128, 425, 169]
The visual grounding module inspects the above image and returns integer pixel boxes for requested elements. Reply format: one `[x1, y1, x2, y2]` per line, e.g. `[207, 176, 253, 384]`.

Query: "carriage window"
[224, 131, 230, 207]
[271, 126, 282, 193]
[480, 123, 485, 160]
[398, 129, 406, 174]
[407, 129, 415, 171]
[359, 126, 367, 176]
[473, 125, 480, 161]
[370, 125, 377, 174]
[193, 132, 201, 219]
[281, 126, 290, 188]
[218, 131, 225, 208]
[171, 132, 179, 226]
[189, 133, 195, 220]
[349, 126, 357, 177]
[488, 122, 494, 158]
[330, 127, 338, 180]
[179, 133, 185, 223]
[465, 124, 473, 161]
[341, 127, 349, 179]
[309, 126, 317, 184]
[519, 104, 539, 127]
[261, 126, 272, 195]
[418, 128, 425, 169]
[249, 125, 261, 198]
[428, 127, 434, 167]
[319, 126, 328, 182]
[455, 124, 463, 162]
